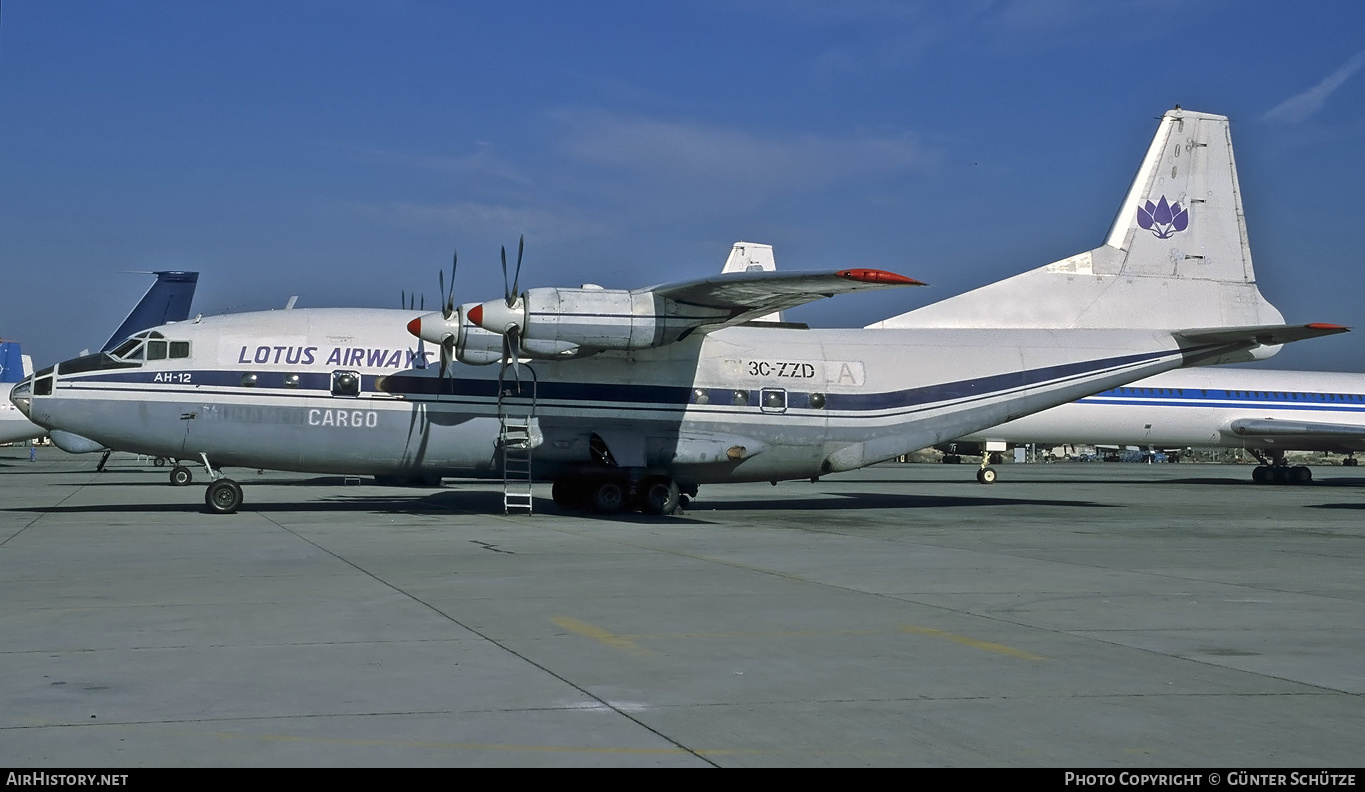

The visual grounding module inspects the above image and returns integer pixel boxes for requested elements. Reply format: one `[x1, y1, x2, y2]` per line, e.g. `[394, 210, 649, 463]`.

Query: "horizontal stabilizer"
[1175, 323, 1350, 347]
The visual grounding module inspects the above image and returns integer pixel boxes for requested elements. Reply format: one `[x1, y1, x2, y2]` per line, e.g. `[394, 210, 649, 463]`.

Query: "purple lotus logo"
[1137, 195, 1188, 239]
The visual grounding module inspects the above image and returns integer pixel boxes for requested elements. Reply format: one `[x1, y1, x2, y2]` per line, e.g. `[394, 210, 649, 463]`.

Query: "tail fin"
[870, 107, 1283, 331]
[0, 341, 25, 384]
[100, 271, 200, 353]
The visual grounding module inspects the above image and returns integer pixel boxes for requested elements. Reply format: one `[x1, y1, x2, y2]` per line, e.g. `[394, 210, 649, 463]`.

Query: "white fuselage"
[957, 368, 1365, 453]
[15, 308, 1222, 485]
[0, 383, 44, 444]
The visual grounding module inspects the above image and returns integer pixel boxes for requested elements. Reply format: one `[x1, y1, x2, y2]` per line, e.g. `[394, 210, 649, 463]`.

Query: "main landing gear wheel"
[590, 479, 627, 514]
[1252, 465, 1313, 485]
[636, 476, 680, 516]
[205, 479, 243, 514]
[551, 478, 589, 511]
[976, 466, 998, 484]
[153, 457, 166, 467]
[169, 465, 193, 486]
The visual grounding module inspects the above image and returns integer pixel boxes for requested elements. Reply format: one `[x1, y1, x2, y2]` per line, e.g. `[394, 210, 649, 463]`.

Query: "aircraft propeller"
[435, 250, 459, 378]
[499, 236, 526, 384]
[401, 291, 428, 369]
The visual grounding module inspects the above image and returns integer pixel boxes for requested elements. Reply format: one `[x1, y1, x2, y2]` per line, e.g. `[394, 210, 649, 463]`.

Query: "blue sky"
[2, 1, 1363, 372]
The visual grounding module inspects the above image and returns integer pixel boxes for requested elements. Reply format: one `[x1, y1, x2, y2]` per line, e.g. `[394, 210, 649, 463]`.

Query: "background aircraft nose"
[406, 317, 423, 337]
[10, 379, 33, 417]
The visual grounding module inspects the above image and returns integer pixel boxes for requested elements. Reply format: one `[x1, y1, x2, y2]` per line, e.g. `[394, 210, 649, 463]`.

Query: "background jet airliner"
[1, 271, 199, 447]
[947, 367, 1365, 484]
[0, 339, 37, 445]
[12, 108, 1346, 515]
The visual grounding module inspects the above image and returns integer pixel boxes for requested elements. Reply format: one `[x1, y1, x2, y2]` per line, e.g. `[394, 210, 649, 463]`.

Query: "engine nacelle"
[524, 287, 661, 350]
[454, 321, 506, 366]
[469, 287, 730, 352]
[407, 304, 586, 365]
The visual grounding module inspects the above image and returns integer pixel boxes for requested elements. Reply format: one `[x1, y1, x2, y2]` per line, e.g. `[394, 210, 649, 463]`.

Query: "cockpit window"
[170, 341, 190, 358]
[146, 340, 168, 360]
[110, 338, 144, 360]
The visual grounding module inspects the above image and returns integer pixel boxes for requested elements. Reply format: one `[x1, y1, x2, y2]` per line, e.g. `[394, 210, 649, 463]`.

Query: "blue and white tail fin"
[870, 108, 1284, 334]
[101, 271, 201, 353]
[1, 340, 33, 384]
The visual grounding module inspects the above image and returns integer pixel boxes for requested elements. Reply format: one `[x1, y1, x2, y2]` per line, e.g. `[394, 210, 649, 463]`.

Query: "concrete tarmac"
[2, 448, 1362, 767]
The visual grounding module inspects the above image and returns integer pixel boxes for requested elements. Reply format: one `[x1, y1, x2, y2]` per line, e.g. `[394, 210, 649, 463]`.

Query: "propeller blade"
[444, 250, 457, 319]
[511, 235, 524, 306]
[504, 326, 522, 385]
[439, 336, 454, 379]
[501, 245, 510, 307]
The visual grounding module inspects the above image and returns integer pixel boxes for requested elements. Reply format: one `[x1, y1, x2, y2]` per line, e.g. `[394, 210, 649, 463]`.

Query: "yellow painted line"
[900, 625, 1047, 661]
[552, 616, 652, 656]
[553, 616, 1045, 661]
[191, 729, 767, 755]
[649, 629, 884, 640]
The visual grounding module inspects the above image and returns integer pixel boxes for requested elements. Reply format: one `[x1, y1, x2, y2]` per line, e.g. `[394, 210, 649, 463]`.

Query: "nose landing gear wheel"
[170, 465, 193, 486]
[205, 479, 244, 514]
[976, 466, 997, 484]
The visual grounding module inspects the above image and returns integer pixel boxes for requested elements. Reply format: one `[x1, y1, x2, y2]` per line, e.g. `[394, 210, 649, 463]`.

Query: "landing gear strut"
[976, 456, 998, 485]
[196, 453, 243, 513]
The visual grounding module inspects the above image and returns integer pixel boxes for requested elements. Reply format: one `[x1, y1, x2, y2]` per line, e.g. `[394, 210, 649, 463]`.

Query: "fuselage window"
[332, 370, 361, 397]
[761, 388, 787, 412]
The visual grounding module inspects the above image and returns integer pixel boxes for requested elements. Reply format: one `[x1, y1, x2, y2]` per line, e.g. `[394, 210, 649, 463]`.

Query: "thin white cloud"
[350, 200, 608, 242]
[320, 140, 534, 185]
[553, 109, 931, 202]
[1263, 50, 1365, 124]
[344, 110, 934, 239]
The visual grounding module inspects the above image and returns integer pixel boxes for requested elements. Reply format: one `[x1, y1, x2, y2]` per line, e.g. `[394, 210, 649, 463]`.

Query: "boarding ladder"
[497, 363, 537, 515]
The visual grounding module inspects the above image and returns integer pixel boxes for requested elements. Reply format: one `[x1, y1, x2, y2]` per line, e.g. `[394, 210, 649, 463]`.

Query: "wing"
[416, 268, 924, 362]
[642, 268, 924, 333]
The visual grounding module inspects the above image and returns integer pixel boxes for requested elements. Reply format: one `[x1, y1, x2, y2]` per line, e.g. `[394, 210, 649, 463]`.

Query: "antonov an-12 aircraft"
[10, 108, 1348, 515]
[947, 367, 1365, 484]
